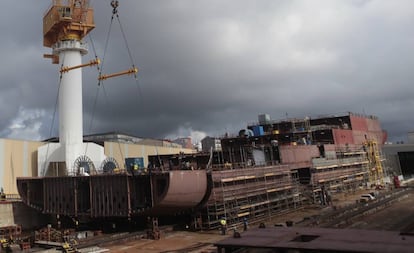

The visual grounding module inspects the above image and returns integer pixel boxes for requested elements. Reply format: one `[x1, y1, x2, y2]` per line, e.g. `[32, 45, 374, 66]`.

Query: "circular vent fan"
[101, 157, 120, 173]
[74, 155, 95, 175]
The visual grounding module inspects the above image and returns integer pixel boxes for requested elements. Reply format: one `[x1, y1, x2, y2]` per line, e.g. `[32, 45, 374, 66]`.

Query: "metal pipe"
[98, 67, 138, 81]
[60, 58, 100, 73]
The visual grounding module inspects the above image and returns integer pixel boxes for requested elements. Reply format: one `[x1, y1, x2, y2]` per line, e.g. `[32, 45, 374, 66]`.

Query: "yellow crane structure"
[43, 0, 95, 64]
[43, 0, 138, 75]
[365, 140, 385, 186]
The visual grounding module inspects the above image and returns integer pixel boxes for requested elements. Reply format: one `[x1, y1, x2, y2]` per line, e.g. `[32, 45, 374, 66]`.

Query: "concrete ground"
[346, 191, 414, 230]
[104, 187, 389, 253]
[105, 230, 224, 253]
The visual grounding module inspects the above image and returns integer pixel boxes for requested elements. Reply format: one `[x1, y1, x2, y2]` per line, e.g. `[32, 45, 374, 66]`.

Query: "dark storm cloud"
[1, 1, 413, 143]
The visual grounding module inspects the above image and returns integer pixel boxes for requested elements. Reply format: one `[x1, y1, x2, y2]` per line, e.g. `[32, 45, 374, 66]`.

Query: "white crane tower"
[38, 0, 105, 176]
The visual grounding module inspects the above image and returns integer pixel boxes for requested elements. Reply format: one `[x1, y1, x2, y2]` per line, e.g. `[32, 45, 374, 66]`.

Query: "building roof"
[42, 131, 143, 143]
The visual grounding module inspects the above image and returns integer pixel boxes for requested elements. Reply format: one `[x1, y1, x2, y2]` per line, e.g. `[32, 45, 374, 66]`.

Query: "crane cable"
[80, 0, 107, 163]
[112, 1, 137, 76]
[84, 0, 145, 167]
[109, 1, 138, 167]
[109, 0, 143, 104]
[83, 1, 122, 165]
[83, 19, 117, 165]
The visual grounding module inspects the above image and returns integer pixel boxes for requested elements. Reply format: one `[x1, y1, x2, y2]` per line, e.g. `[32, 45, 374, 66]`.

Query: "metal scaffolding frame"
[310, 145, 371, 203]
[201, 164, 302, 229]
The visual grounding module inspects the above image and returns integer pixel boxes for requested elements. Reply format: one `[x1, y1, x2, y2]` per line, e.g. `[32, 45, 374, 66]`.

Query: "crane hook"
[111, 0, 119, 14]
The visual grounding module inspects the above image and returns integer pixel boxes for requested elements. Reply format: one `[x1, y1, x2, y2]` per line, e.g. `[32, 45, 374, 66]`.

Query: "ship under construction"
[145, 112, 387, 229]
[17, 112, 387, 230]
[12, 1, 387, 231]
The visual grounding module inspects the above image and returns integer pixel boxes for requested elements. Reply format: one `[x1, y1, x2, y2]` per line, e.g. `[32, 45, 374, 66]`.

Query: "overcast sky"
[1, 0, 413, 144]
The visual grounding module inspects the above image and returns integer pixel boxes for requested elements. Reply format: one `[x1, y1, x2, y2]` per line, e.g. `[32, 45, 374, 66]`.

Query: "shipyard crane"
[17, 0, 211, 224]
[40, 0, 137, 176]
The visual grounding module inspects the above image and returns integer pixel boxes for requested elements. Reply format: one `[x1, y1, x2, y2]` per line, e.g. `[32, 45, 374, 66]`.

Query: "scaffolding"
[310, 146, 370, 203]
[365, 140, 385, 186]
[202, 164, 302, 230]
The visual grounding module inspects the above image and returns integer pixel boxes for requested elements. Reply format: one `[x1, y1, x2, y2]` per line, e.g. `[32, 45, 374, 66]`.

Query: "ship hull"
[16, 170, 211, 218]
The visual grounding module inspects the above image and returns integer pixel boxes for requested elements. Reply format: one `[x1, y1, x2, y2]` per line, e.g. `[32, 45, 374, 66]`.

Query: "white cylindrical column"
[54, 40, 88, 175]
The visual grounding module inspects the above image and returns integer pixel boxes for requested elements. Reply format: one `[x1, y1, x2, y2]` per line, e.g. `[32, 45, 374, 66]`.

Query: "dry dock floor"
[106, 188, 414, 253]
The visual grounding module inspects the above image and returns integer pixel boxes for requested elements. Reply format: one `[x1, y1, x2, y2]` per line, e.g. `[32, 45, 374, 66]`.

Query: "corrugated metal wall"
[0, 203, 14, 227]
[0, 139, 42, 195]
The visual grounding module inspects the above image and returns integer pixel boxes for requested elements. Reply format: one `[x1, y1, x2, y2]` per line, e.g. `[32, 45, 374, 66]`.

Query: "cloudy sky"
[1, 0, 413, 144]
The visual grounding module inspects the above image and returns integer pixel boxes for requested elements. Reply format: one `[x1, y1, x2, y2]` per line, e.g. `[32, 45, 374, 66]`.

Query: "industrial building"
[172, 137, 193, 149]
[382, 143, 414, 180]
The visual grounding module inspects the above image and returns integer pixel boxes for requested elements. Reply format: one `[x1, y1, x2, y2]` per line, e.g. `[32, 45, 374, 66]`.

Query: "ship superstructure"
[221, 113, 387, 204]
